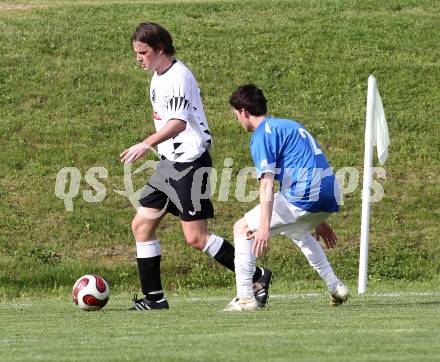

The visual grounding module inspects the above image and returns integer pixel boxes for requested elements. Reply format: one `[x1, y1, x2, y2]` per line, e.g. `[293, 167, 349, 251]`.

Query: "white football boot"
[329, 282, 350, 307]
[223, 297, 259, 312]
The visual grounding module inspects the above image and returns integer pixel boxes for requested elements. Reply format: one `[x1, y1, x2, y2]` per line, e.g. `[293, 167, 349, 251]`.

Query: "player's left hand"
[315, 221, 337, 249]
[248, 228, 270, 257]
[119, 142, 150, 164]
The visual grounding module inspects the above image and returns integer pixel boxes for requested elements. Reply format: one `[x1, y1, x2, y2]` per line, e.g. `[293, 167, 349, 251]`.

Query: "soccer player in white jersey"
[120, 23, 271, 310]
[224, 84, 350, 311]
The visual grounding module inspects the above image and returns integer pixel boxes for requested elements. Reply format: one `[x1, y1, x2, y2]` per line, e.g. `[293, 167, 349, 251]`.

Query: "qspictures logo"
[54, 146, 386, 216]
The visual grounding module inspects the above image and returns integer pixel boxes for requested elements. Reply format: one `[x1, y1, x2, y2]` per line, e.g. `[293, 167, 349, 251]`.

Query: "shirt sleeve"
[250, 130, 277, 180]
[164, 76, 192, 123]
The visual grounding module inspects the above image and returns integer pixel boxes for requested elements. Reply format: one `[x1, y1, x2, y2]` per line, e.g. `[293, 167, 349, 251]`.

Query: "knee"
[185, 234, 207, 250]
[131, 216, 155, 241]
[233, 218, 249, 239]
[131, 217, 140, 234]
[131, 216, 145, 234]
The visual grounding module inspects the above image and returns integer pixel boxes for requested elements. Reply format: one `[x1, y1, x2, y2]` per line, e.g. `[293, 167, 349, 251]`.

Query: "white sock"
[234, 238, 256, 299]
[136, 240, 161, 258]
[291, 233, 339, 289]
[202, 234, 223, 257]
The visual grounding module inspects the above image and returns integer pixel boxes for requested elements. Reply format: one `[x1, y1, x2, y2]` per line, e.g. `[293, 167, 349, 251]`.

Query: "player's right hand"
[119, 142, 150, 164]
[248, 228, 270, 257]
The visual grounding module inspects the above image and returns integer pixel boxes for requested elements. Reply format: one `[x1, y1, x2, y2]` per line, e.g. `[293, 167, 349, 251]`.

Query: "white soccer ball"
[72, 274, 110, 311]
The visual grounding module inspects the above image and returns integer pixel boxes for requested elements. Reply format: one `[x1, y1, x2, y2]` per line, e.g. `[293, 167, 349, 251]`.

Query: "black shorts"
[138, 151, 214, 221]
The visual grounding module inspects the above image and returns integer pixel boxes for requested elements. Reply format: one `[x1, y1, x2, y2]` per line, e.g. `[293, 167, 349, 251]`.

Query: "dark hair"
[229, 84, 267, 116]
[131, 22, 176, 56]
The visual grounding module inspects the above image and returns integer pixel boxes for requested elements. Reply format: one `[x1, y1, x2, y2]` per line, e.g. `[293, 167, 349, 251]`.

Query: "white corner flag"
[358, 75, 390, 295]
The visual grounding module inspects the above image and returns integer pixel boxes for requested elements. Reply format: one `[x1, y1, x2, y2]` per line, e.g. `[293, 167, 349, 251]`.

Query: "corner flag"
[372, 80, 390, 165]
[358, 75, 390, 294]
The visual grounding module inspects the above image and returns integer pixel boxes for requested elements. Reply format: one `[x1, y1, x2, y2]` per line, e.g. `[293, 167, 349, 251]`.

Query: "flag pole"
[358, 75, 376, 295]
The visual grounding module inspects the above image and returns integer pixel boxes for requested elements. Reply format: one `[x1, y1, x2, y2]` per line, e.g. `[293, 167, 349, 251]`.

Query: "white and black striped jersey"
[150, 60, 211, 162]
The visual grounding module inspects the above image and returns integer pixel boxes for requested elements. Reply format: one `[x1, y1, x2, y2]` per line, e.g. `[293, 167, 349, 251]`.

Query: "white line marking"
[171, 291, 440, 303]
[368, 291, 440, 297]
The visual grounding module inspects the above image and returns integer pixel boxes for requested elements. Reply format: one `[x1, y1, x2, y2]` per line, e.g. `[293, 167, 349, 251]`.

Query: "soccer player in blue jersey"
[224, 84, 350, 311]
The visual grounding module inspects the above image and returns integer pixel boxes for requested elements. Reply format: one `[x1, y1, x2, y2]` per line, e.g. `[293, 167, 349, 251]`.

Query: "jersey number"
[299, 128, 323, 156]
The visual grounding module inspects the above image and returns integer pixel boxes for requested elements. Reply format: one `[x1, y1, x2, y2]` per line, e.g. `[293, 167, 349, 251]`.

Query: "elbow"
[177, 121, 187, 133]
[171, 120, 187, 136]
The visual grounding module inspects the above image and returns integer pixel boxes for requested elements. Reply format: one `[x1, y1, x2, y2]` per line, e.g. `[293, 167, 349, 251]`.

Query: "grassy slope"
[1, 288, 440, 362]
[1, 0, 440, 297]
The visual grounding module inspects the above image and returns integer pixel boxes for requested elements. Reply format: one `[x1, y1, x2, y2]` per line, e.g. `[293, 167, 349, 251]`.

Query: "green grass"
[1, 0, 440, 296]
[1, 285, 440, 362]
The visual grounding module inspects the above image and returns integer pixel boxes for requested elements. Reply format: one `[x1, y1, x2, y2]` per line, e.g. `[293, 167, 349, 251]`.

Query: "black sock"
[213, 240, 263, 282]
[136, 256, 164, 301]
[213, 239, 235, 272]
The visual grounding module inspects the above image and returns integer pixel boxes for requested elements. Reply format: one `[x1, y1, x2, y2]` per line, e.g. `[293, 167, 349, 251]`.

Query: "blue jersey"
[250, 116, 340, 213]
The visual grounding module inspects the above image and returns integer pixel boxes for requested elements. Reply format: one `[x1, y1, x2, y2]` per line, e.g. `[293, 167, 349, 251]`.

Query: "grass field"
[1, 285, 440, 362]
[1, 0, 439, 296]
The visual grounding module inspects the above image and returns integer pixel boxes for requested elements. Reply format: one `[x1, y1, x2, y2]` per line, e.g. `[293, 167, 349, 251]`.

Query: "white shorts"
[244, 192, 331, 240]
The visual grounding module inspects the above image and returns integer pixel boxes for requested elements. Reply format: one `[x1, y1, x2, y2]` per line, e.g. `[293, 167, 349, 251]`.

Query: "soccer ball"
[72, 274, 110, 311]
